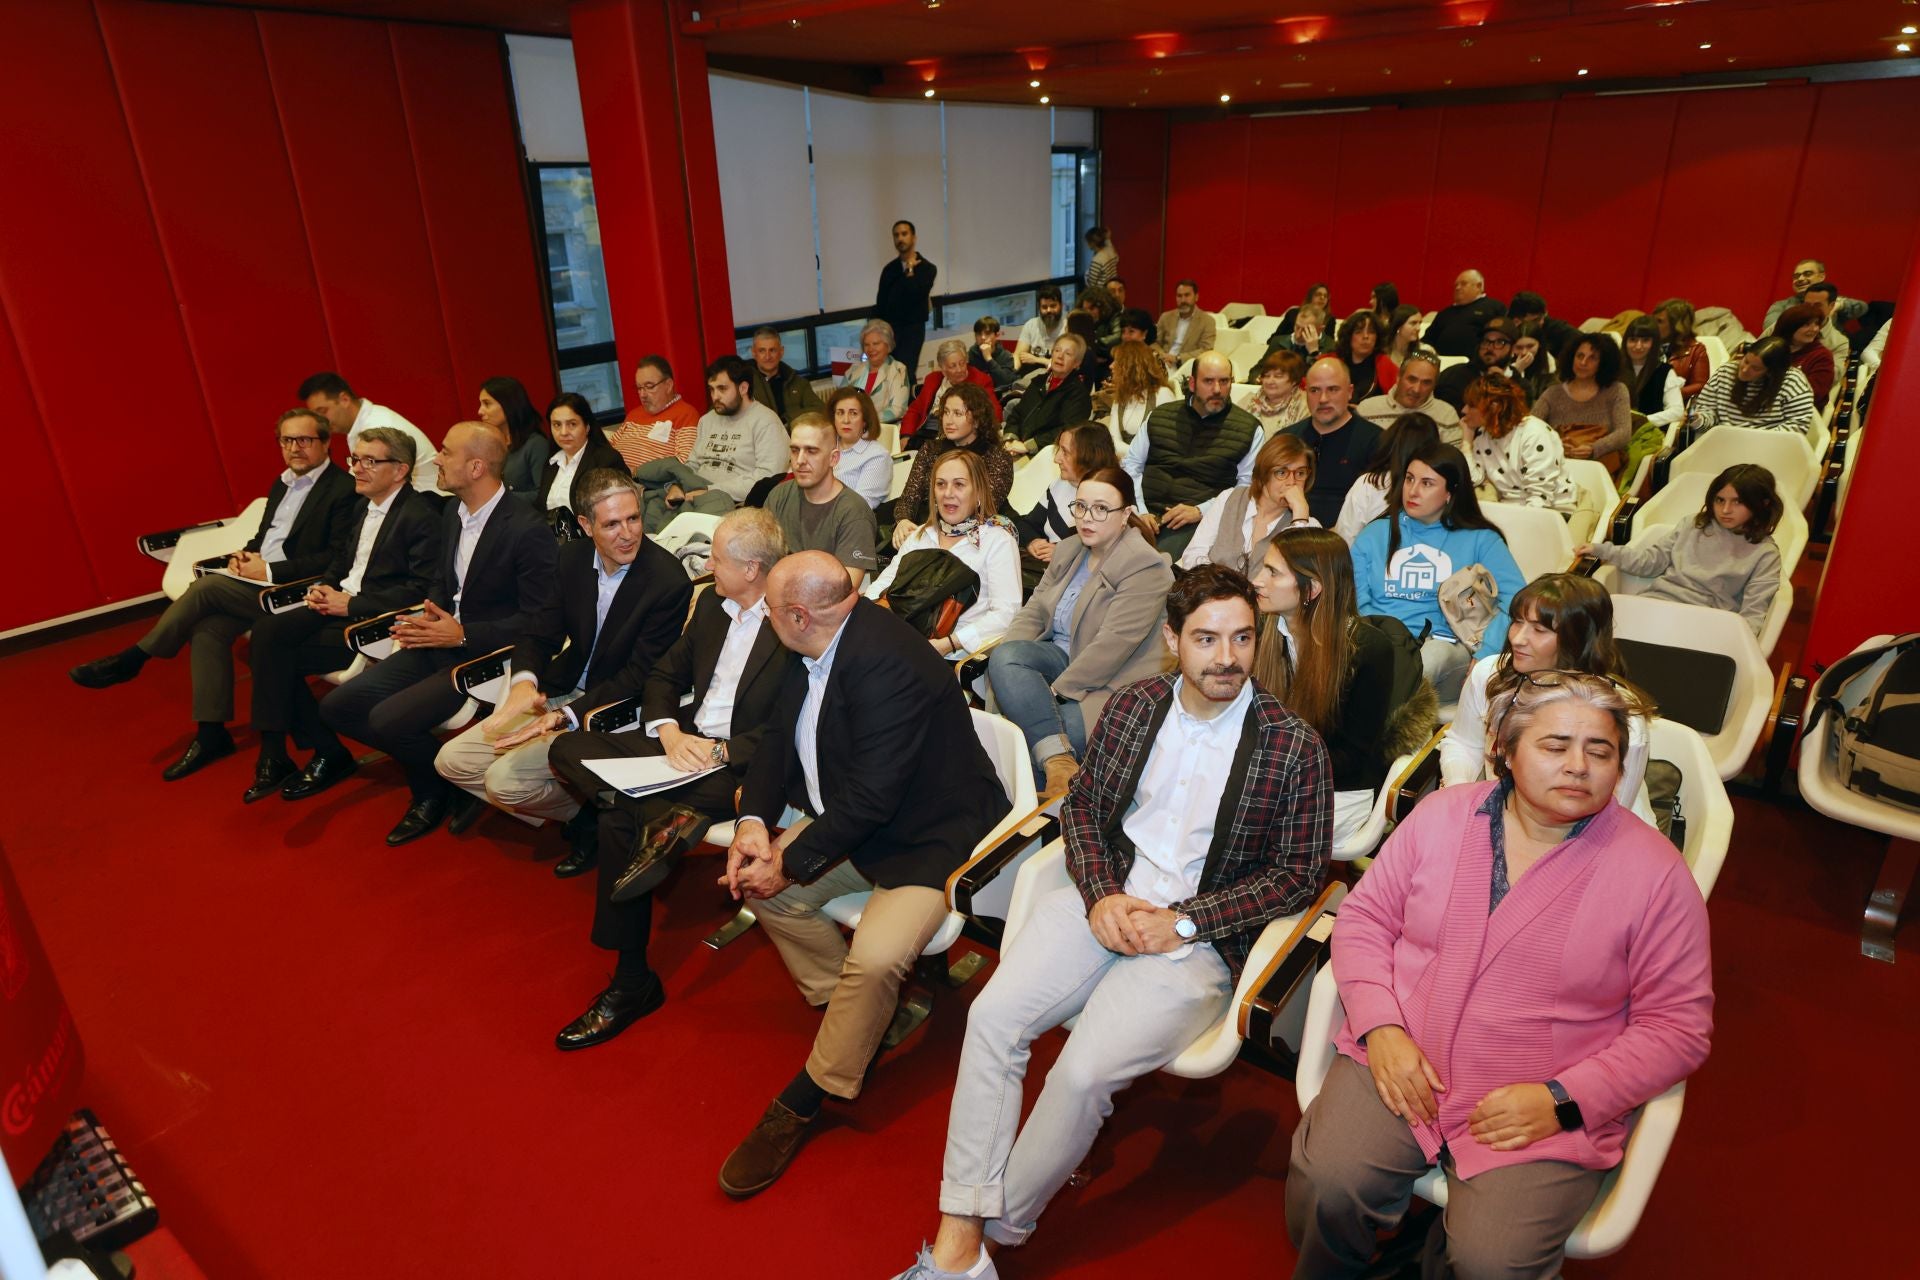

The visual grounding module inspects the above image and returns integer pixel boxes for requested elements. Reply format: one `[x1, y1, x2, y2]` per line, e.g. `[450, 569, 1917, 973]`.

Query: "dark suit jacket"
[512, 536, 691, 709]
[427, 486, 560, 657]
[1004, 373, 1092, 451]
[640, 589, 797, 780]
[316, 484, 444, 621]
[544, 438, 629, 515]
[245, 461, 359, 582]
[741, 599, 1008, 890]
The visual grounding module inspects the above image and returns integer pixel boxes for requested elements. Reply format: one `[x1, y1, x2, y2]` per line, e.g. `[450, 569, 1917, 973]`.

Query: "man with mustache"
[886, 565, 1332, 1280]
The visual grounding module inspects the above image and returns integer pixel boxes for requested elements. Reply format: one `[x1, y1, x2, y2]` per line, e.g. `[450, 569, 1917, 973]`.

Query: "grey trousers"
[634, 459, 734, 531]
[1287, 1054, 1606, 1280]
[939, 886, 1230, 1246]
[139, 572, 262, 723]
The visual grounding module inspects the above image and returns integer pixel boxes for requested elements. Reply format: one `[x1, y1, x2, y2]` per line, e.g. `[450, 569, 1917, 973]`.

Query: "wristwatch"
[709, 740, 728, 766]
[1544, 1079, 1583, 1132]
[1173, 914, 1198, 941]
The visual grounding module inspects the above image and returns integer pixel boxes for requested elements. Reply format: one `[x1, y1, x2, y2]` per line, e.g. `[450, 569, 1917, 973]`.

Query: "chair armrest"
[948, 797, 1063, 921]
[1386, 726, 1447, 826]
[1236, 882, 1348, 1062]
[952, 634, 1004, 689]
[1765, 668, 1811, 794]
[1609, 499, 1638, 546]
[451, 646, 515, 698]
[258, 576, 324, 614]
[138, 519, 229, 561]
[191, 554, 233, 577]
[584, 695, 647, 734]
[1572, 555, 1603, 577]
[1649, 446, 1675, 493]
[344, 605, 424, 658]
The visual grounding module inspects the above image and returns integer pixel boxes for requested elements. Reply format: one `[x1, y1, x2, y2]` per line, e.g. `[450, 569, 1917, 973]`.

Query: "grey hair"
[717, 507, 787, 575]
[1400, 349, 1441, 378]
[1488, 675, 1632, 780]
[935, 338, 969, 364]
[859, 318, 897, 350]
[572, 468, 642, 521]
[354, 426, 416, 470]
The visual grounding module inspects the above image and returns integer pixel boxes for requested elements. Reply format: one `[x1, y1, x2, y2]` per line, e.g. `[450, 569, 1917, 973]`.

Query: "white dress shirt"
[338, 486, 401, 596]
[645, 595, 769, 740]
[835, 436, 893, 509]
[793, 618, 849, 816]
[544, 446, 588, 511]
[1121, 675, 1255, 955]
[453, 484, 507, 620]
[1177, 492, 1319, 570]
[257, 459, 332, 580]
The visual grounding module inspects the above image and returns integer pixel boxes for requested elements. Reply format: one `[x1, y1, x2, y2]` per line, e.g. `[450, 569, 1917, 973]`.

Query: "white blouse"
[836, 436, 893, 508]
[865, 520, 1022, 658]
[1109, 385, 1179, 442]
[544, 446, 588, 511]
[1333, 473, 1392, 544]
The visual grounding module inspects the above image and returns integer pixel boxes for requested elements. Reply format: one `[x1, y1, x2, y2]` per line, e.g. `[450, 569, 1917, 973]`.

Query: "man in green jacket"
[748, 327, 824, 424]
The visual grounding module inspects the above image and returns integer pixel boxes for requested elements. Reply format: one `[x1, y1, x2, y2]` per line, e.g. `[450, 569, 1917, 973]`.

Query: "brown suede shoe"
[718, 1100, 814, 1199]
[1042, 753, 1080, 797]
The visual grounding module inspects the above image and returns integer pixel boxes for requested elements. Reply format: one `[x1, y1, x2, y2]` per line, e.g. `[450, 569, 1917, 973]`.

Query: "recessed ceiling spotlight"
[1900, 42, 1914, 52]
[1381, 67, 1392, 75]
[1699, 42, 1712, 49]
[1443, 78, 1454, 85]
[1029, 79, 1040, 87]
[1281, 81, 1310, 89]
[1528, 53, 1542, 63]
[925, 0, 941, 8]
[923, 88, 935, 97]
[789, 17, 800, 27]
[1039, 95, 1050, 104]
[1656, 18, 1674, 27]
[1460, 38, 1474, 47]
[1219, 93, 1232, 102]
[1295, 52, 1308, 62]
[1906, 26, 1918, 35]
[1577, 67, 1589, 75]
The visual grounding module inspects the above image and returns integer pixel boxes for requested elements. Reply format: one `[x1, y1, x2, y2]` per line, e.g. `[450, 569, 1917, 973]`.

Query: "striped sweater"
[1331, 781, 1713, 1179]
[1687, 363, 1815, 435]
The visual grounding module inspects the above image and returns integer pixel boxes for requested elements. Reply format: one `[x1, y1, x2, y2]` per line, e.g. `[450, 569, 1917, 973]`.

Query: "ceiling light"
[1029, 79, 1040, 88]
[1577, 68, 1589, 76]
[788, 17, 800, 26]
[923, 88, 935, 97]
[1039, 95, 1050, 104]
[1901, 42, 1914, 52]
[1906, 26, 1918, 35]
[1698, 42, 1712, 49]
[1219, 93, 1232, 103]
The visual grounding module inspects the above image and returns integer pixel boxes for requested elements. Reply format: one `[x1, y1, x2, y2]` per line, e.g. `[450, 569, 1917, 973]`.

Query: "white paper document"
[583, 754, 722, 798]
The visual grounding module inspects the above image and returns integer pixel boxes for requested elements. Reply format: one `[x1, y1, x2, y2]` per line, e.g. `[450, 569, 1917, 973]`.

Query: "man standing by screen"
[877, 220, 937, 381]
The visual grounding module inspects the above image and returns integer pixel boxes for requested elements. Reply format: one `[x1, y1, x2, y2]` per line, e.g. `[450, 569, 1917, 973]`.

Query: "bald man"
[715, 551, 1008, 1200]
[314, 421, 560, 846]
[1281, 358, 1383, 527]
[1120, 350, 1265, 559]
[1424, 268, 1508, 359]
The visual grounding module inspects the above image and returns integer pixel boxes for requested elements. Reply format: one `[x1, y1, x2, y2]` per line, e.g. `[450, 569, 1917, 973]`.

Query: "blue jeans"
[987, 640, 1086, 784]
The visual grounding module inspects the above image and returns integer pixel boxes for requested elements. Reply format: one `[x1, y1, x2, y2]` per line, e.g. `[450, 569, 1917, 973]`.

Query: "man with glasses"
[1281, 358, 1384, 528]
[1357, 349, 1461, 445]
[241, 427, 444, 804]
[609, 354, 701, 472]
[1425, 268, 1507, 359]
[1121, 351, 1265, 559]
[69, 408, 358, 780]
[1762, 258, 1867, 335]
[1435, 316, 1517, 412]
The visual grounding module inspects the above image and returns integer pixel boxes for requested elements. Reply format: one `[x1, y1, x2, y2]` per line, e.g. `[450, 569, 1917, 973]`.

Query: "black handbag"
[880, 547, 980, 639]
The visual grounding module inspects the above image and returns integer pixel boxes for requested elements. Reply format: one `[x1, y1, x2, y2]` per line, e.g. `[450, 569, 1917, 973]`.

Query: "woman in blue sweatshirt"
[1351, 440, 1527, 700]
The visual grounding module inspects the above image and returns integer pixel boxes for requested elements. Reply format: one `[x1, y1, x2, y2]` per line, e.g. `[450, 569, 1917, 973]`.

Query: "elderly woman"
[1247, 349, 1310, 436]
[1177, 433, 1318, 573]
[1287, 672, 1713, 1280]
[902, 338, 1003, 444]
[865, 449, 1021, 662]
[838, 318, 912, 424]
[892, 381, 1014, 543]
[826, 386, 891, 508]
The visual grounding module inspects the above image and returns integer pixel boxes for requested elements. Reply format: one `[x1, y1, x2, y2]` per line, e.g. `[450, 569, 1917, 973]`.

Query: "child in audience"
[1332, 412, 1441, 544]
[1441, 573, 1655, 819]
[1576, 463, 1784, 638]
[865, 449, 1021, 662]
[1459, 376, 1577, 512]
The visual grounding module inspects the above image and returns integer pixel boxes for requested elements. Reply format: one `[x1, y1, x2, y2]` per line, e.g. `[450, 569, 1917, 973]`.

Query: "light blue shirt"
[258, 459, 332, 572]
[1051, 557, 1093, 654]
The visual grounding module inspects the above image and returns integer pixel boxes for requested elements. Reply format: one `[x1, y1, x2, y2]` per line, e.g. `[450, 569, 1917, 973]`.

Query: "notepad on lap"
[583, 755, 722, 798]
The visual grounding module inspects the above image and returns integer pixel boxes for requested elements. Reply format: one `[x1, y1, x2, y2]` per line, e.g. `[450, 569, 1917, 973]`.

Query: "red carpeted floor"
[2, 606, 1914, 1279]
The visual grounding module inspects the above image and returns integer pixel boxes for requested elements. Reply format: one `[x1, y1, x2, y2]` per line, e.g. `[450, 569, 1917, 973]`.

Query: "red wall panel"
[257, 11, 463, 434]
[0, 323, 98, 632]
[1421, 102, 1553, 311]
[95, 0, 336, 494]
[1237, 117, 1330, 315]
[390, 25, 554, 416]
[1328, 108, 1439, 325]
[1163, 118, 1251, 311]
[0, 0, 233, 606]
[1777, 79, 1920, 310]
[1098, 110, 1168, 309]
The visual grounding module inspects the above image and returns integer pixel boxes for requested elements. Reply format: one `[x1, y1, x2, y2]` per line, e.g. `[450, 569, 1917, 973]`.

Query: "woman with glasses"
[1013, 421, 1117, 574]
[837, 318, 912, 424]
[988, 467, 1172, 795]
[540, 392, 624, 525]
[477, 376, 553, 504]
[1288, 671, 1713, 1280]
[1252, 527, 1428, 847]
[1176, 434, 1319, 573]
[864, 449, 1021, 662]
[1440, 574, 1654, 818]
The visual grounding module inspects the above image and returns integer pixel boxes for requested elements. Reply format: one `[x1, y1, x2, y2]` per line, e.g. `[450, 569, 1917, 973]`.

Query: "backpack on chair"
[1805, 634, 1920, 812]
[1358, 615, 1440, 759]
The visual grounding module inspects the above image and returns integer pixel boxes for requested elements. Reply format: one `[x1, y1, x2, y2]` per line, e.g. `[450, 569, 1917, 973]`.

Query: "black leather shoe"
[608, 805, 706, 903]
[552, 844, 598, 879]
[554, 978, 664, 1051]
[162, 736, 234, 782]
[385, 794, 449, 847]
[69, 652, 143, 689]
[445, 790, 485, 836]
[243, 756, 297, 804]
[280, 753, 357, 802]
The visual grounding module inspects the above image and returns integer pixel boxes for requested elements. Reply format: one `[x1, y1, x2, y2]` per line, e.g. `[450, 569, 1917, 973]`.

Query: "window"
[1050, 147, 1099, 283]
[535, 164, 622, 420]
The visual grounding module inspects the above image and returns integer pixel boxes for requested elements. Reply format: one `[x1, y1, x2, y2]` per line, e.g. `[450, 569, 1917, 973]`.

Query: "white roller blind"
[1053, 107, 1097, 148]
[709, 73, 820, 325]
[944, 103, 1051, 295]
[506, 35, 588, 163]
[808, 90, 946, 315]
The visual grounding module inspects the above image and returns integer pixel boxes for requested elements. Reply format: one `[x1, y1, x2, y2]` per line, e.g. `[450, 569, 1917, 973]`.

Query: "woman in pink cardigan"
[1287, 674, 1713, 1279]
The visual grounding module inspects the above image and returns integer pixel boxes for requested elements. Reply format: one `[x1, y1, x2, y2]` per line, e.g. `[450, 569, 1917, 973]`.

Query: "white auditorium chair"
[1296, 718, 1728, 1260]
[1334, 752, 1420, 862]
[888, 455, 914, 503]
[340, 607, 504, 736]
[1563, 459, 1622, 545]
[1436, 354, 1467, 373]
[1793, 635, 1920, 962]
[1579, 316, 1612, 333]
[1005, 445, 1058, 514]
[1622, 470, 1810, 578]
[1230, 344, 1263, 382]
[1213, 327, 1249, 357]
[1594, 527, 1793, 659]
[1242, 315, 1282, 347]
[1805, 398, 1833, 470]
[653, 510, 725, 559]
[1482, 502, 1577, 583]
[1666, 425, 1818, 510]
[159, 498, 269, 601]
[1220, 302, 1267, 322]
[1229, 382, 1258, 410]
[1610, 594, 1770, 780]
[1697, 334, 1729, 375]
[880, 421, 902, 457]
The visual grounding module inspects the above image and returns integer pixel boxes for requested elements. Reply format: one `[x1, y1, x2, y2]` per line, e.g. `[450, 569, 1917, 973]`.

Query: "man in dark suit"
[242, 427, 444, 804]
[312, 422, 559, 846]
[713, 552, 1009, 1199]
[543, 507, 798, 1050]
[433, 468, 691, 848]
[70, 408, 358, 780]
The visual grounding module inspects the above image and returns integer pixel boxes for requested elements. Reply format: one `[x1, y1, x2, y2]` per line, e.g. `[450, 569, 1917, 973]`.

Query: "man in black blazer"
[433, 467, 691, 845]
[543, 507, 798, 1050]
[714, 551, 1009, 1199]
[70, 408, 358, 780]
[241, 427, 444, 804]
[312, 422, 559, 846]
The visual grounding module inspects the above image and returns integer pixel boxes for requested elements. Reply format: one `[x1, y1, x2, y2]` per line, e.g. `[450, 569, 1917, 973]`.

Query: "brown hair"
[1696, 463, 1782, 543]
[1485, 574, 1650, 716]
[824, 385, 881, 441]
[1254, 347, 1307, 385]
[1252, 527, 1358, 737]
[924, 447, 1000, 529]
[1463, 375, 1531, 438]
[1110, 339, 1172, 406]
[1079, 466, 1156, 545]
[1654, 298, 1697, 349]
[1251, 432, 1315, 496]
[1057, 421, 1119, 482]
[1166, 563, 1258, 637]
[943, 380, 1004, 441]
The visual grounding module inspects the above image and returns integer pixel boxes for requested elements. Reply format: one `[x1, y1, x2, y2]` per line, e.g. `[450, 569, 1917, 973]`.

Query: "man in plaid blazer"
[889, 565, 1332, 1280]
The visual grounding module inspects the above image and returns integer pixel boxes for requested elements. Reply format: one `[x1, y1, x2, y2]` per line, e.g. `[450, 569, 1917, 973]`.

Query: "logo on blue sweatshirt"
[1385, 544, 1452, 598]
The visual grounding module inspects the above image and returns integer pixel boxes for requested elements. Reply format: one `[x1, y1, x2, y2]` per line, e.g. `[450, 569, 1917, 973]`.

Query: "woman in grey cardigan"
[988, 467, 1174, 794]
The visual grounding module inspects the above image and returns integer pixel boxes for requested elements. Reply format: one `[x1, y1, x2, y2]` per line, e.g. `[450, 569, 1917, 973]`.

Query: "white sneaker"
[888, 1242, 998, 1280]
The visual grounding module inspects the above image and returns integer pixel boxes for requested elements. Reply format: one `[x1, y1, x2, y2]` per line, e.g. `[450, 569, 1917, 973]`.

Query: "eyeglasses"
[279, 435, 323, 448]
[347, 454, 401, 469]
[634, 381, 667, 394]
[1068, 500, 1123, 521]
[1275, 466, 1312, 480]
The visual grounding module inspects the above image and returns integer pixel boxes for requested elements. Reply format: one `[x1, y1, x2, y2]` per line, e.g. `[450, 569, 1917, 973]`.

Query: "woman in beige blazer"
[988, 467, 1173, 793]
